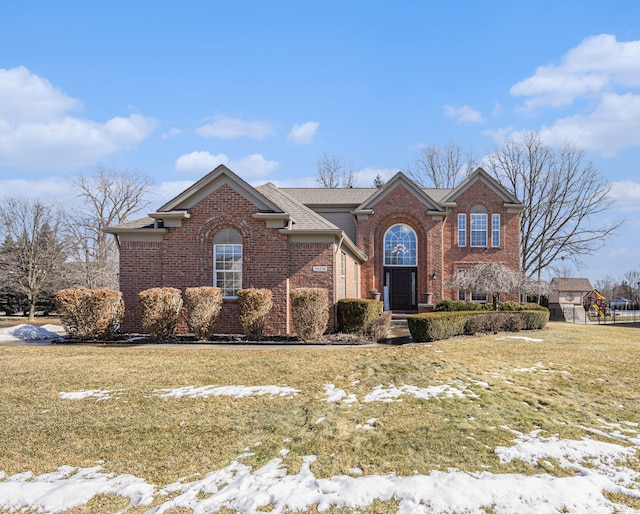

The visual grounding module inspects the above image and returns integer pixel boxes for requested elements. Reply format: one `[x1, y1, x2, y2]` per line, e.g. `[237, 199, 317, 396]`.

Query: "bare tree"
[315, 152, 357, 188]
[408, 141, 478, 188]
[67, 166, 154, 289]
[0, 197, 68, 320]
[447, 262, 545, 310]
[486, 132, 622, 279]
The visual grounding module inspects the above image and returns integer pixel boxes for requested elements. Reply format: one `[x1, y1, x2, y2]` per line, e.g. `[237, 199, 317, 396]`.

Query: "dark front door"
[386, 267, 417, 311]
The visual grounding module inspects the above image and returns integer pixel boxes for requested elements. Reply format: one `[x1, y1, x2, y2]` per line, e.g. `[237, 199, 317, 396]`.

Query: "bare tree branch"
[315, 152, 357, 188]
[0, 197, 68, 320]
[66, 165, 154, 289]
[485, 132, 623, 277]
[407, 141, 478, 188]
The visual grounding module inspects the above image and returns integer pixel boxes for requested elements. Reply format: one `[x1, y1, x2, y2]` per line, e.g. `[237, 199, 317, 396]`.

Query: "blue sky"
[1, 1, 639, 283]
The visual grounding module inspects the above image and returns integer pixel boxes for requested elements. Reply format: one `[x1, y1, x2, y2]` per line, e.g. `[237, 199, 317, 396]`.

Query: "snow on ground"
[363, 383, 474, 403]
[155, 385, 300, 399]
[496, 335, 544, 342]
[59, 390, 115, 401]
[0, 324, 64, 342]
[3, 426, 640, 513]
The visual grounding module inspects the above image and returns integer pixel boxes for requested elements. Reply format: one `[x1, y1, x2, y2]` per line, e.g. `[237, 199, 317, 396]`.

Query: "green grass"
[2, 321, 640, 512]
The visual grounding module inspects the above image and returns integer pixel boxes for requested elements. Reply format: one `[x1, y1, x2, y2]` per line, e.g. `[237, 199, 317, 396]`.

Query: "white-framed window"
[470, 205, 488, 247]
[492, 213, 501, 248]
[384, 224, 417, 266]
[457, 214, 466, 247]
[213, 228, 242, 298]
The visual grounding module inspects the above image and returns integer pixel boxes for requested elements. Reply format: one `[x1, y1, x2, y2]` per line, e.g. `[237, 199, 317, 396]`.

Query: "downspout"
[334, 234, 345, 329]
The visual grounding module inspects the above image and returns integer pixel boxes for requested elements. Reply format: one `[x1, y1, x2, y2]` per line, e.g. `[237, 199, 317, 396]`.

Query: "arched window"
[213, 228, 242, 298]
[384, 224, 417, 266]
[470, 205, 488, 247]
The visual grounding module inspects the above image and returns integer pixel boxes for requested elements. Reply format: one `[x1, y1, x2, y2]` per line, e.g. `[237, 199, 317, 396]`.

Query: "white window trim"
[492, 213, 501, 248]
[470, 212, 487, 248]
[214, 243, 242, 299]
[457, 214, 466, 247]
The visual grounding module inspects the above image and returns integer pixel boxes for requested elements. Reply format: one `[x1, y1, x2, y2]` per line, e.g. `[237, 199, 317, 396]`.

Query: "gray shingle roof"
[550, 278, 593, 292]
[282, 187, 451, 206]
[256, 183, 340, 231]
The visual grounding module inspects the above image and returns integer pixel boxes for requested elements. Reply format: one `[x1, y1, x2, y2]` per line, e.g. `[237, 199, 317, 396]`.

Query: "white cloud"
[287, 122, 319, 144]
[0, 67, 156, 170]
[538, 93, 640, 155]
[0, 177, 74, 203]
[174, 151, 279, 178]
[196, 116, 275, 140]
[511, 34, 640, 110]
[609, 180, 640, 213]
[355, 167, 400, 186]
[444, 105, 483, 123]
[161, 128, 182, 140]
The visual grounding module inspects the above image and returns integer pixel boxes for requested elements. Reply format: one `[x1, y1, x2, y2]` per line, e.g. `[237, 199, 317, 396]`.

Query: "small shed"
[549, 277, 593, 322]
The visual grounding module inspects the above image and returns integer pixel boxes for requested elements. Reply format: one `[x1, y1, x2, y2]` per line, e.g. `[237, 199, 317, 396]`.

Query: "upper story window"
[492, 213, 501, 248]
[470, 205, 488, 247]
[384, 224, 417, 266]
[457, 214, 466, 247]
[213, 228, 242, 298]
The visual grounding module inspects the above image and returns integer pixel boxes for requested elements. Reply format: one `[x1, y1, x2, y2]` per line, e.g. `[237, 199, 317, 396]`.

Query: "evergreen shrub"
[337, 298, 383, 333]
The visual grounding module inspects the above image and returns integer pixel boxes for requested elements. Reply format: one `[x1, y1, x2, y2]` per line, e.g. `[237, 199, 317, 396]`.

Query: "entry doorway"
[384, 267, 417, 311]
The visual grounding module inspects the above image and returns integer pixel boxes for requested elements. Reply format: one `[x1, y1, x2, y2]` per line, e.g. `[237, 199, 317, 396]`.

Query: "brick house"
[106, 165, 523, 334]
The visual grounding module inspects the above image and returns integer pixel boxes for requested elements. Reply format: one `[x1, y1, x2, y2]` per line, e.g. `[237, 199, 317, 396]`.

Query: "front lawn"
[1, 322, 640, 512]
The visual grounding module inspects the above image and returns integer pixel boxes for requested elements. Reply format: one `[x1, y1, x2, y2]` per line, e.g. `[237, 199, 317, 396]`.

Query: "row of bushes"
[434, 299, 548, 312]
[407, 309, 549, 343]
[55, 286, 332, 342]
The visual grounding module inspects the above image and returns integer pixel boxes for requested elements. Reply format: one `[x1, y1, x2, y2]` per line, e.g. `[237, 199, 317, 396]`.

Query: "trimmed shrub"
[290, 288, 329, 342]
[504, 313, 524, 332]
[407, 312, 469, 342]
[337, 298, 383, 333]
[184, 287, 223, 339]
[435, 300, 483, 312]
[521, 309, 550, 330]
[498, 301, 548, 312]
[139, 287, 183, 339]
[466, 313, 508, 335]
[55, 288, 124, 339]
[365, 310, 392, 342]
[237, 288, 273, 339]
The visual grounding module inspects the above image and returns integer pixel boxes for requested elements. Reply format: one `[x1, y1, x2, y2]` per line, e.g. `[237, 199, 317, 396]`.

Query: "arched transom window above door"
[384, 224, 417, 266]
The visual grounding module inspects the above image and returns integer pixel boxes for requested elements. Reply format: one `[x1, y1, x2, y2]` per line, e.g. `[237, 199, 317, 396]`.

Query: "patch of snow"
[58, 390, 113, 401]
[155, 385, 299, 399]
[323, 384, 346, 403]
[315, 416, 326, 424]
[363, 384, 468, 403]
[5, 426, 640, 514]
[0, 324, 64, 342]
[497, 336, 544, 342]
[0, 466, 154, 513]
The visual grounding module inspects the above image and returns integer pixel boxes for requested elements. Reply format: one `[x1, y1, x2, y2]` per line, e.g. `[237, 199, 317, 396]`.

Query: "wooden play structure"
[583, 289, 608, 317]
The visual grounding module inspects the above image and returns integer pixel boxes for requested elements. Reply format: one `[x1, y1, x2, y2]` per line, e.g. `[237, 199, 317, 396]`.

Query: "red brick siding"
[118, 240, 163, 332]
[160, 184, 291, 334]
[357, 184, 445, 304]
[442, 180, 521, 302]
[289, 241, 336, 331]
